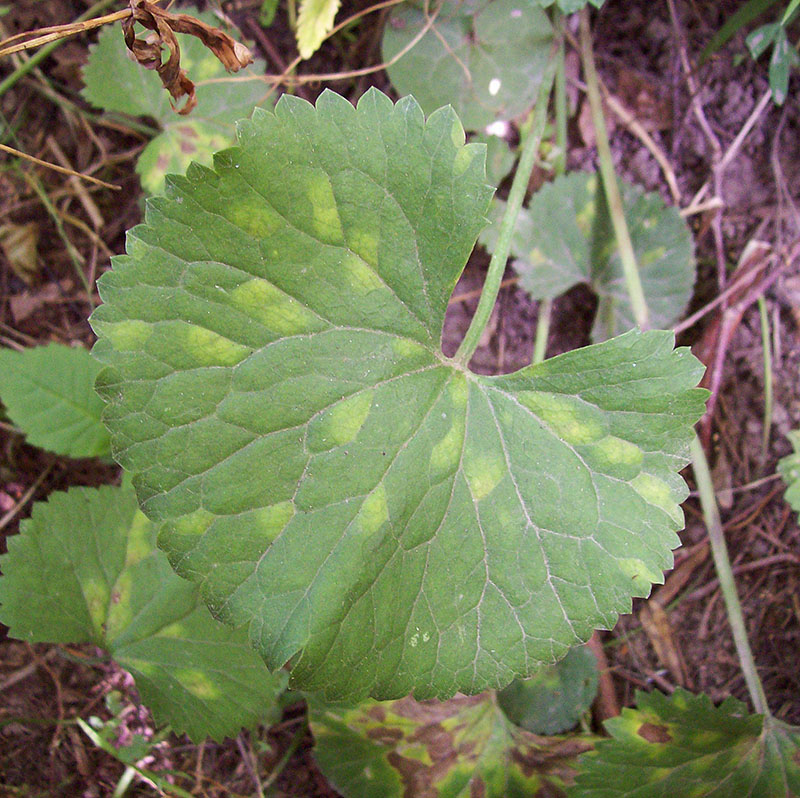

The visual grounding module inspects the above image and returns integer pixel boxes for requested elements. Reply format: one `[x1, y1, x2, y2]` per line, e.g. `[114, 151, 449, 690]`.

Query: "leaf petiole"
[454, 42, 559, 366]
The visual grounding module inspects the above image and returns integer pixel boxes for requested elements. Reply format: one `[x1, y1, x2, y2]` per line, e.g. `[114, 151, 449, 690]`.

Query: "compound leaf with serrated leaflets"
[0, 343, 109, 458]
[0, 484, 286, 742]
[569, 688, 800, 797]
[90, 88, 707, 702]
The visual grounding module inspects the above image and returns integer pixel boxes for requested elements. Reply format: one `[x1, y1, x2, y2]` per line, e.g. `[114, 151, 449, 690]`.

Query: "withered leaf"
[123, 0, 254, 115]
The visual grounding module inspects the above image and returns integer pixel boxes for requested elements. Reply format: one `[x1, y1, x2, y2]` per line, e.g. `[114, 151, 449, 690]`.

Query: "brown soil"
[1, 0, 799, 795]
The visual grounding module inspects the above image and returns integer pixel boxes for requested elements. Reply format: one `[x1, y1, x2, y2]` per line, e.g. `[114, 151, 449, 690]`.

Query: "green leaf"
[481, 172, 696, 342]
[473, 132, 517, 188]
[747, 22, 781, 60]
[90, 89, 707, 701]
[569, 688, 800, 797]
[778, 430, 800, 512]
[296, 0, 341, 59]
[81, 11, 269, 195]
[699, 0, 783, 63]
[497, 645, 598, 735]
[309, 692, 595, 797]
[382, 0, 553, 130]
[768, 26, 792, 105]
[0, 484, 287, 742]
[0, 343, 109, 458]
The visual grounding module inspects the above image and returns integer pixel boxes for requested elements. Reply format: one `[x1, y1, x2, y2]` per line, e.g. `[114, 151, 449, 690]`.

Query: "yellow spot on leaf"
[125, 510, 156, 566]
[430, 417, 465, 474]
[225, 199, 282, 239]
[106, 319, 151, 351]
[356, 484, 388, 537]
[341, 252, 383, 296]
[631, 472, 681, 524]
[518, 391, 605, 445]
[254, 501, 295, 544]
[347, 228, 379, 267]
[230, 278, 320, 336]
[180, 325, 249, 367]
[307, 172, 343, 243]
[311, 390, 373, 451]
[172, 668, 221, 699]
[464, 454, 504, 501]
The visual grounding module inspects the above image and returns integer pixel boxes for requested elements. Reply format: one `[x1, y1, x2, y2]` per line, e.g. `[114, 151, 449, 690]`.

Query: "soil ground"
[1, 0, 799, 795]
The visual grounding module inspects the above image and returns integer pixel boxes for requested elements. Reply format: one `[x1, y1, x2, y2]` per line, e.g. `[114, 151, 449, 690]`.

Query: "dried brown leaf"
[122, 0, 254, 116]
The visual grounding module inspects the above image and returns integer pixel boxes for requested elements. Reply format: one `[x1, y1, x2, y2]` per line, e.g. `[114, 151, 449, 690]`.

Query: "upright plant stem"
[578, 8, 649, 330]
[690, 436, 770, 716]
[758, 296, 773, 467]
[455, 50, 558, 366]
[532, 16, 567, 366]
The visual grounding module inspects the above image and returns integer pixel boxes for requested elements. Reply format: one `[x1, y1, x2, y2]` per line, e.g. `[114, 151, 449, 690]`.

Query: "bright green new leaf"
[309, 692, 595, 797]
[481, 172, 696, 342]
[498, 644, 598, 735]
[778, 430, 800, 512]
[81, 11, 269, 195]
[0, 343, 109, 458]
[0, 484, 287, 742]
[569, 688, 800, 797]
[382, 0, 553, 130]
[91, 89, 707, 701]
[296, 0, 341, 59]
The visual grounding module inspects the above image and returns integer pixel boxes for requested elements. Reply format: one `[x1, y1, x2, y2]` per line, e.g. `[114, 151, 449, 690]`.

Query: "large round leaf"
[91, 89, 707, 701]
[382, 0, 553, 130]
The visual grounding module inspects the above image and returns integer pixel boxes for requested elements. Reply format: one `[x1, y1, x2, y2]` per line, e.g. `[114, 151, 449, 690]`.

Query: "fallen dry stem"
[0, 143, 120, 190]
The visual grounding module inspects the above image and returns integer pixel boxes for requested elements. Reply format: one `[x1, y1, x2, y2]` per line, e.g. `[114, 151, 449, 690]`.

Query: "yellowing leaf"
[296, 0, 341, 59]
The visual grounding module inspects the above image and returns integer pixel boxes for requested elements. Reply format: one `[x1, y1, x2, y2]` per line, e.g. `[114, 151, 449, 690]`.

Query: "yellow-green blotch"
[585, 435, 643, 479]
[464, 454, 505, 501]
[178, 324, 250, 367]
[519, 391, 606, 445]
[82, 577, 111, 642]
[341, 252, 385, 297]
[430, 417, 465, 475]
[631, 472, 681, 525]
[104, 570, 134, 640]
[230, 278, 321, 336]
[346, 228, 379, 267]
[225, 199, 282, 239]
[311, 390, 373, 451]
[307, 172, 344, 244]
[253, 501, 295, 545]
[125, 510, 156, 567]
[168, 507, 216, 540]
[355, 485, 388, 538]
[170, 668, 221, 700]
[106, 319, 151, 351]
[640, 245, 666, 266]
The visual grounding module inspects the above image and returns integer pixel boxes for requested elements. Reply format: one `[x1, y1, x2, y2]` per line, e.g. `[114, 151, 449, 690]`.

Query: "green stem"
[532, 15, 568, 366]
[455, 51, 558, 366]
[0, 0, 119, 99]
[533, 298, 551, 365]
[578, 8, 649, 330]
[690, 435, 770, 716]
[554, 16, 568, 177]
[758, 296, 773, 467]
